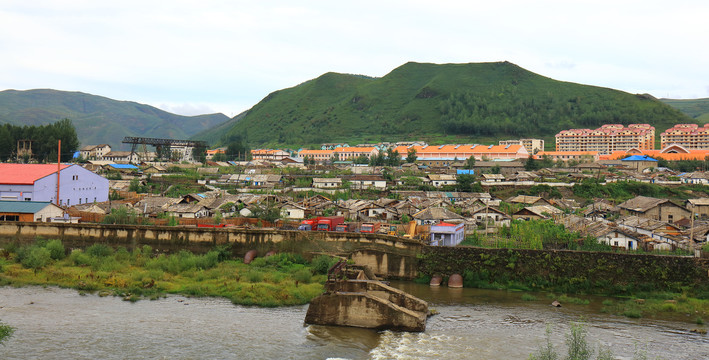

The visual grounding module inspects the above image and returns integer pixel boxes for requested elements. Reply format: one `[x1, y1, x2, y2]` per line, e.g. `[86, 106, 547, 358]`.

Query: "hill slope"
[213, 62, 691, 148]
[661, 98, 709, 123]
[0, 89, 230, 148]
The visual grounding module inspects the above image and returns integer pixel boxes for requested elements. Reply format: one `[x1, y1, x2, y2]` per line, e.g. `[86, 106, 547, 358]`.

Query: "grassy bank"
[0, 240, 337, 307]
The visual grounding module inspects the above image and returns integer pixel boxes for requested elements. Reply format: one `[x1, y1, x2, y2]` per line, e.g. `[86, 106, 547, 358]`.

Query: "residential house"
[279, 202, 307, 219]
[481, 173, 505, 183]
[681, 172, 709, 185]
[430, 222, 466, 246]
[617, 196, 689, 224]
[427, 174, 457, 188]
[105, 164, 140, 174]
[103, 151, 141, 163]
[474, 161, 525, 176]
[0, 164, 109, 206]
[621, 155, 658, 172]
[513, 205, 562, 221]
[349, 175, 387, 190]
[0, 200, 65, 222]
[412, 207, 464, 225]
[164, 203, 210, 218]
[468, 206, 511, 228]
[143, 165, 168, 174]
[251, 149, 290, 161]
[506, 195, 553, 207]
[686, 198, 709, 220]
[79, 144, 112, 160]
[312, 178, 342, 189]
[595, 228, 643, 250]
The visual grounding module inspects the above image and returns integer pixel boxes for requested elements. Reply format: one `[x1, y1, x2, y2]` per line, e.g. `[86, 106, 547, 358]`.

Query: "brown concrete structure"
[305, 271, 428, 332]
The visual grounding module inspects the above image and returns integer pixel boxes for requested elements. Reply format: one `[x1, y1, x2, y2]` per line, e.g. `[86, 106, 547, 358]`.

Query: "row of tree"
[0, 119, 80, 162]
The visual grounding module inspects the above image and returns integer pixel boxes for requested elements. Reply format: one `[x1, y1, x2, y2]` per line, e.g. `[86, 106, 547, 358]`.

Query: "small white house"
[349, 176, 387, 190]
[596, 229, 642, 250]
[430, 222, 466, 246]
[312, 178, 342, 189]
[427, 174, 457, 188]
[280, 202, 306, 219]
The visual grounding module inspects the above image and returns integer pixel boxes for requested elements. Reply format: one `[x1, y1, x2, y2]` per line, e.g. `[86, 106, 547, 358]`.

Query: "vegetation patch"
[0, 240, 328, 307]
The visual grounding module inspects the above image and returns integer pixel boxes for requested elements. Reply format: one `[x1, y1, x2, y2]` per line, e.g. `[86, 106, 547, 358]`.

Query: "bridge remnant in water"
[304, 260, 428, 332]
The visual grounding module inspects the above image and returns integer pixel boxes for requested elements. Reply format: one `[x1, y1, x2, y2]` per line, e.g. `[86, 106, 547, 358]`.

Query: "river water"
[1, 283, 707, 359]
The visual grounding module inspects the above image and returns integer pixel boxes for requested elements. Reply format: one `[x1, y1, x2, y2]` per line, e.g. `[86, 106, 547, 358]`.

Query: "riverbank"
[0, 241, 332, 307]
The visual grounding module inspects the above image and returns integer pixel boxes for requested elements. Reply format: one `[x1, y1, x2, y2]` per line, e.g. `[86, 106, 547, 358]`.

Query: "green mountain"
[213, 61, 692, 148]
[661, 98, 709, 123]
[0, 89, 230, 148]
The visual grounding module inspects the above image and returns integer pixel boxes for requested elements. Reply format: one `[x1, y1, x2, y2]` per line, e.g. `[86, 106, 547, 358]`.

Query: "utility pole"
[56, 140, 61, 206]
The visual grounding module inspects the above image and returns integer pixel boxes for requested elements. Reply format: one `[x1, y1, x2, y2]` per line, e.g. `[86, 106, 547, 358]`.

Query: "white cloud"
[1, 0, 708, 115]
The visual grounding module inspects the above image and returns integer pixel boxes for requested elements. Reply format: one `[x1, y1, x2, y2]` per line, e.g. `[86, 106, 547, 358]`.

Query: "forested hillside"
[0, 89, 229, 148]
[661, 98, 709, 123]
[210, 62, 691, 148]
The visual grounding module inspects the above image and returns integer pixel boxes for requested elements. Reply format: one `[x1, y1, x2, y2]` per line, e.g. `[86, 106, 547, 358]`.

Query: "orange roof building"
[251, 149, 290, 161]
[392, 144, 529, 161]
[533, 151, 599, 162]
[600, 144, 709, 161]
[555, 124, 655, 154]
[298, 147, 379, 162]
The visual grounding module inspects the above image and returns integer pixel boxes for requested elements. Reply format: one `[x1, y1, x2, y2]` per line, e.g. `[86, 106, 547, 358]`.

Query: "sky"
[1, 1, 707, 117]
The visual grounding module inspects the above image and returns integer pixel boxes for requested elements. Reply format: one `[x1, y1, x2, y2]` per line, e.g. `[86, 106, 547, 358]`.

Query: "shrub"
[86, 244, 113, 257]
[0, 320, 14, 345]
[293, 268, 313, 284]
[21, 246, 51, 273]
[565, 322, 592, 360]
[45, 240, 66, 260]
[311, 255, 338, 275]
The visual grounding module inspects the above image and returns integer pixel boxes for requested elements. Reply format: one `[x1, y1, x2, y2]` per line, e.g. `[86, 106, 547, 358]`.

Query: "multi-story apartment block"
[660, 124, 709, 149]
[555, 124, 654, 155]
[299, 147, 379, 163]
[392, 144, 529, 161]
[79, 144, 112, 160]
[499, 139, 545, 154]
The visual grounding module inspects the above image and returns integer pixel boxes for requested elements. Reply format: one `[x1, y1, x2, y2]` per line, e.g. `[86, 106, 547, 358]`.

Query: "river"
[1, 283, 707, 359]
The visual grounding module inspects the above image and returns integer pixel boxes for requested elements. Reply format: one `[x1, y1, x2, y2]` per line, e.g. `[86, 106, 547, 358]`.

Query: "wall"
[34, 165, 109, 205]
[0, 222, 423, 279]
[418, 246, 709, 294]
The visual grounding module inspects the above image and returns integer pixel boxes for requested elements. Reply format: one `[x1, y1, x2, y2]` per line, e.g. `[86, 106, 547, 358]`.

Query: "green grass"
[0, 243, 326, 307]
[212, 61, 691, 147]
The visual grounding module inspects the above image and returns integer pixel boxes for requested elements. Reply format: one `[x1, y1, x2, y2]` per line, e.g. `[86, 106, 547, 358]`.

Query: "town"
[4, 123, 709, 256]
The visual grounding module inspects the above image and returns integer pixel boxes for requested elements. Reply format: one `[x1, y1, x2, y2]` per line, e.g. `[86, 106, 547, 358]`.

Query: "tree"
[525, 155, 539, 171]
[387, 149, 401, 166]
[465, 155, 476, 169]
[211, 152, 227, 162]
[21, 246, 51, 274]
[354, 154, 369, 164]
[406, 148, 417, 163]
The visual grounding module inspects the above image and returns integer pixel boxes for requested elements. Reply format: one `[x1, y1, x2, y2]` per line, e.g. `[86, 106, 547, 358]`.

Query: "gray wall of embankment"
[0, 222, 424, 279]
[2, 222, 707, 284]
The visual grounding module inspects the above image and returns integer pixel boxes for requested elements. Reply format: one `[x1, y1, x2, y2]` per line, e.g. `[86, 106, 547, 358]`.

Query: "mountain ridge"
[0, 89, 230, 149]
[212, 61, 691, 148]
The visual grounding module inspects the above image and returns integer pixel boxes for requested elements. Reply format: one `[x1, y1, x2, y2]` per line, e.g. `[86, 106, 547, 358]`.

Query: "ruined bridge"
[0, 222, 423, 279]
